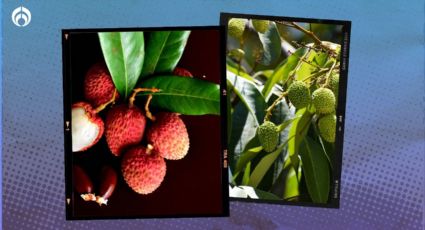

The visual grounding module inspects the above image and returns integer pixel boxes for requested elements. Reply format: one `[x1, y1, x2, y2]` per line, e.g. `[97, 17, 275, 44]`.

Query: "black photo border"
[221, 12, 351, 209]
[62, 25, 229, 220]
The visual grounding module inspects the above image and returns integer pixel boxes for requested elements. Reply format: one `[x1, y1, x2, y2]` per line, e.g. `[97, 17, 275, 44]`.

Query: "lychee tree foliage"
[227, 19, 341, 203]
[98, 31, 220, 115]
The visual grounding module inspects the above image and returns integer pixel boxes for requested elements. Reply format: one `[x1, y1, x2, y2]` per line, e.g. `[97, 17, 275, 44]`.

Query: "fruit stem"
[94, 89, 118, 113]
[144, 94, 156, 121]
[129, 88, 161, 108]
[264, 91, 288, 122]
[324, 60, 337, 87]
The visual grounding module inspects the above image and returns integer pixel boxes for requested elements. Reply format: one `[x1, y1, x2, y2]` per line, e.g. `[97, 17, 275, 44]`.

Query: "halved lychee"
[105, 104, 146, 157]
[84, 62, 119, 107]
[121, 145, 166, 195]
[71, 102, 104, 152]
[147, 112, 190, 160]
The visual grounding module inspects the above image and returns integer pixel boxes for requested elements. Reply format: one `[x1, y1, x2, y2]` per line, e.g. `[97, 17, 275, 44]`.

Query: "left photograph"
[63, 27, 228, 219]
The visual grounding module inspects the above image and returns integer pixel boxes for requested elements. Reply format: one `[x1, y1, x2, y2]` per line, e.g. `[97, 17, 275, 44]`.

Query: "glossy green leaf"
[287, 108, 313, 167]
[141, 31, 190, 78]
[242, 162, 251, 185]
[299, 136, 330, 203]
[235, 145, 262, 173]
[262, 48, 307, 99]
[253, 188, 281, 200]
[248, 138, 291, 188]
[257, 22, 282, 66]
[227, 73, 266, 170]
[138, 75, 219, 115]
[226, 63, 253, 82]
[99, 32, 145, 99]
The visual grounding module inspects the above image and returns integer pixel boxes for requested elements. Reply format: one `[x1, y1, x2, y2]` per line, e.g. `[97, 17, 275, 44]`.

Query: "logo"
[11, 6, 31, 27]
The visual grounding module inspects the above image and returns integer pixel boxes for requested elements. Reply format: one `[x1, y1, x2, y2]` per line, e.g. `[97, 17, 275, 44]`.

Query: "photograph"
[222, 13, 350, 207]
[63, 26, 228, 219]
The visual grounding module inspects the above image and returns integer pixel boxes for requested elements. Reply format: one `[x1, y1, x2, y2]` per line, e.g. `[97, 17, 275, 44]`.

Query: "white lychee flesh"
[72, 107, 101, 152]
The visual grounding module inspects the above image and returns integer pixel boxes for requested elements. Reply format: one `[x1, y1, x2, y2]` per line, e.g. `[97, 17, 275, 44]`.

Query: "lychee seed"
[105, 104, 146, 157]
[121, 145, 166, 195]
[147, 113, 190, 160]
[71, 102, 104, 152]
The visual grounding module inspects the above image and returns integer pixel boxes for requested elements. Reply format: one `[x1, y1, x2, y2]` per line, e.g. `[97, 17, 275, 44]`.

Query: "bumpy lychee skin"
[257, 121, 279, 152]
[72, 102, 104, 152]
[147, 113, 189, 160]
[228, 18, 247, 39]
[287, 81, 310, 109]
[318, 114, 336, 143]
[252, 19, 270, 33]
[173, 67, 193, 78]
[84, 62, 119, 107]
[328, 73, 339, 106]
[312, 88, 336, 114]
[121, 145, 166, 195]
[105, 104, 146, 157]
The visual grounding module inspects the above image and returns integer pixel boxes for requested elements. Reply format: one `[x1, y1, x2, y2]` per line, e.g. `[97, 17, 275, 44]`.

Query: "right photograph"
[221, 13, 351, 207]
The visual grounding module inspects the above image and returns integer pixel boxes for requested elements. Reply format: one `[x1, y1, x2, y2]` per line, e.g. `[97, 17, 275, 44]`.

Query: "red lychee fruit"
[71, 102, 104, 152]
[147, 113, 190, 160]
[173, 67, 193, 78]
[105, 104, 146, 157]
[84, 62, 119, 107]
[121, 145, 166, 195]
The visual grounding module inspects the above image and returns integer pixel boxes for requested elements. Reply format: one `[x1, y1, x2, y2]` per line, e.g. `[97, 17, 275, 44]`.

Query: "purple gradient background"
[1, 0, 424, 229]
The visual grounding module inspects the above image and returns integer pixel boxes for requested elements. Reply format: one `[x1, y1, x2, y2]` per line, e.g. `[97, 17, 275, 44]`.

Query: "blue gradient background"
[2, 0, 424, 229]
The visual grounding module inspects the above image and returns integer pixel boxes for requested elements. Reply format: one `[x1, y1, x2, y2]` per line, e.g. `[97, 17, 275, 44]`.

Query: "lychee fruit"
[228, 18, 247, 39]
[287, 81, 310, 109]
[318, 114, 336, 143]
[147, 113, 189, 160]
[84, 62, 119, 107]
[257, 121, 279, 152]
[121, 145, 166, 195]
[71, 102, 104, 152]
[312, 88, 336, 114]
[252, 19, 270, 33]
[105, 104, 146, 157]
[328, 73, 339, 106]
[173, 67, 193, 78]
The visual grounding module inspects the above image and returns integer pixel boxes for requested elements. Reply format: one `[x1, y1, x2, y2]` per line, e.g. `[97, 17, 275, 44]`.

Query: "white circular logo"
[11, 6, 31, 27]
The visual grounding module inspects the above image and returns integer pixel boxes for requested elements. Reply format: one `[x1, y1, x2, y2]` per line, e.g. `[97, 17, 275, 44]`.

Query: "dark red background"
[67, 29, 224, 218]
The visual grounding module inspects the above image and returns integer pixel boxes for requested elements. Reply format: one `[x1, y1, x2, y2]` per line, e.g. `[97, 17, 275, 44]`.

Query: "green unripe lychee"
[312, 88, 336, 114]
[252, 19, 270, 33]
[229, 48, 245, 60]
[318, 114, 336, 143]
[287, 81, 310, 109]
[328, 73, 339, 106]
[257, 121, 279, 152]
[228, 18, 246, 39]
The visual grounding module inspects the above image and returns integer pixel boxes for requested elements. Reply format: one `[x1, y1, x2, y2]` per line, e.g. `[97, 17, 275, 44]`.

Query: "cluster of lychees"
[287, 73, 339, 143]
[72, 63, 191, 204]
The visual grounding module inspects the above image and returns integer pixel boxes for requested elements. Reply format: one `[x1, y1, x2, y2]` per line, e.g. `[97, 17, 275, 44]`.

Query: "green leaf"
[287, 108, 313, 167]
[257, 22, 282, 66]
[227, 74, 267, 170]
[226, 63, 253, 82]
[235, 145, 262, 173]
[262, 48, 307, 99]
[299, 136, 330, 203]
[138, 75, 219, 115]
[242, 162, 251, 185]
[141, 31, 190, 78]
[227, 79, 258, 125]
[98, 32, 145, 99]
[253, 188, 281, 200]
[270, 156, 300, 200]
[248, 138, 291, 188]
